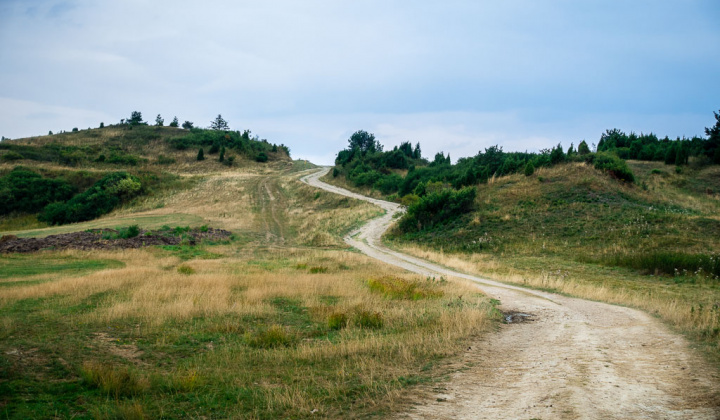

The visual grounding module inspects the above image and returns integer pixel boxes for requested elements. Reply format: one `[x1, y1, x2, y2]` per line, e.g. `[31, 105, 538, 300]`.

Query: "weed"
[244, 325, 295, 348]
[327, 312, 348, 330]
[80, 361, 148, 398]
[309, 266, 328, 274]
[355, 310, 383, 329]
[177, 265, 195, 275]
[367, 276, 444, 300]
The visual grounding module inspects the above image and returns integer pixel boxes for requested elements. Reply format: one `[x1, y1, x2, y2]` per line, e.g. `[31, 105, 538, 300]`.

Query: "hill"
[0, 122, 293, 230]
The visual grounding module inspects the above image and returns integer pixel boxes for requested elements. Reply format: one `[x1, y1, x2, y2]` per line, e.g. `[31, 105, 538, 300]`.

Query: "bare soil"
[303, 168, 720, 419]
[0, 228, 231, 253]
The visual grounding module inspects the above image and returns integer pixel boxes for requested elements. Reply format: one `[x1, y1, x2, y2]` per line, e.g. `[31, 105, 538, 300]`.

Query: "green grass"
[2, 213, 205, 238]
[0, 255, 124, 281]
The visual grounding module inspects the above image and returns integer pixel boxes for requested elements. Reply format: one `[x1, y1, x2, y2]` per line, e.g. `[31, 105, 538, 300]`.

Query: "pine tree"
[197, 148, 205, 161]
[182, 120, 194, 129]
[210, 114, 229, 131]
[169, 117, 179, 127]
[524, 161, 535, 176]
[578, 140, 591, 155]
[219, 146, 225, 162]
[155, 114, 164, 126]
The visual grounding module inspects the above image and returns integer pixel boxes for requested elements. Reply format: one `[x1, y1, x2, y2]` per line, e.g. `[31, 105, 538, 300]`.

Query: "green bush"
[592, 152, 635, 182]
[327, 312, 348, 330]
[0, 168, 77, 215]
[524, 161, 535, 176]
[117, 225, 140, 239]
[1, 151, 23, 161]
[38, 172, 142, 225]
[399, 187, 476, 232]
[256, 152, 268, 162]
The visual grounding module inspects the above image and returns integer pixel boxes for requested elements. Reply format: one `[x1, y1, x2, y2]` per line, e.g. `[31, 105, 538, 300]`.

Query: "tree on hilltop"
[210, 114, 229, 131]
[155, 114, 164, 126]
[169, 116, 179, 127]
[348, 130, 383, 154]
[128, 111, 144, 125]
[705, 110, 720, 164]
[182, 120, 194, 129]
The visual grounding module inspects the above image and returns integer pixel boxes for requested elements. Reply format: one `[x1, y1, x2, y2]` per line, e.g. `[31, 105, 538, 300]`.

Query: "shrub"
[38, 172, 142, 225]
[118, 225, 140, 239]
[592, 152, 634, 182]
[399, 187, 476, 232]
[309, 266, 328, 273]
[0, 168, 76, 215]
[524, 161, 535, 176]
[256, 152, 268, 163]
[72, 127, 79, 132]
[197, 148, 205, 161]
[327, 312, 348, 330]
[1, 151, 23, 161]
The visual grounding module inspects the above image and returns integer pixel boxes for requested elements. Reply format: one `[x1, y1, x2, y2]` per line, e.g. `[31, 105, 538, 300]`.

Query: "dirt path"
[301, 168, 720, 419]
[255, 177, 286, 244]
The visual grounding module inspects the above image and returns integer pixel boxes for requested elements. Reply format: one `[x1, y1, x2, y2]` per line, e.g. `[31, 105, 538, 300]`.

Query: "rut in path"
[255, 176, 285, 244]
[301, 168, 720, 420]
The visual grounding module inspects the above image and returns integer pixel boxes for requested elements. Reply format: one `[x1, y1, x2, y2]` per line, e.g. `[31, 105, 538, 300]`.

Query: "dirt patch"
[0, 228, 231, 253]
[93, 332, 145, 365]
[502, 311, 535, 323]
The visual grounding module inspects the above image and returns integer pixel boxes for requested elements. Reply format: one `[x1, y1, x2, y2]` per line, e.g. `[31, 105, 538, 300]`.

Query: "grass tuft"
[80, 361, 149, 398]
[367, 276, 444, 300]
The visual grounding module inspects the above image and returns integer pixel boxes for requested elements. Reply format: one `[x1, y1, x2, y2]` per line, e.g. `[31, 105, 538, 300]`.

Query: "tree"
[414, 142, 422, 159]
[155, 114, 164, 126]
[169, 117, 179, 128]
[705, 110, 720, 164]
[524, 161, 535, 176]
[182, 120, 194, 129]
[99, 122, 104, 128]
[128, 111, 144, 125]
[578, 140, 591, 155]
[219, 146, 225, 162]
[550, 143, 565, 165]
[348, 130, 382, 154]
[197, 148, 205, 161]
[48, 131, 53, 135]
[210, 114, 229, 131]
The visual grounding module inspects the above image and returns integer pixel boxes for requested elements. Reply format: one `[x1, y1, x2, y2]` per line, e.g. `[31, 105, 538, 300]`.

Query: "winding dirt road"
[301, 168, 720, 419]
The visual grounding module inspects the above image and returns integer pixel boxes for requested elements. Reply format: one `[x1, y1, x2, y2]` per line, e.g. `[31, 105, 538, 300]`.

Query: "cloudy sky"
[1, 1, 718, 164]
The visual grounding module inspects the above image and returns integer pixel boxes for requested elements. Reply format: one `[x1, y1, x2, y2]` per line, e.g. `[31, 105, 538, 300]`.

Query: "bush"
[592, 152, 634, 182]
[1, 151, 23, 161]
[117, 225, 140, 239]
[399, 187, 476, 232]
[0, 168, 77, 215]
[197, 148, 205, 161]
[524, 161, 535, 176]
[38, 172, 142, 225]
[256, 152, 268, 162]
[327, 312, 348, 330]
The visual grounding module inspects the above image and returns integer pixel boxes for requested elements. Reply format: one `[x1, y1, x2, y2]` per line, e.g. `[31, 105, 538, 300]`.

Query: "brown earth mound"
[0, 228, 232, 253]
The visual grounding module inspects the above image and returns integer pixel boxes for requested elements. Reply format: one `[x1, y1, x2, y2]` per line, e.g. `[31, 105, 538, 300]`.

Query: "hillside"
[0, 122, 293, 231]
[381, 160, 720, 357]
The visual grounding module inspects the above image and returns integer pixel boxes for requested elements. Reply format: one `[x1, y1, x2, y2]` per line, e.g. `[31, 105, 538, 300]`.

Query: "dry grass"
[394, 243, 720, 353]
[0, 164, 499, 418]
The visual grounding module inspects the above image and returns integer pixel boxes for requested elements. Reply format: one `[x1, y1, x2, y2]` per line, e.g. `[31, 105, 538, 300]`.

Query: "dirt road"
[301, 168, 720, 419]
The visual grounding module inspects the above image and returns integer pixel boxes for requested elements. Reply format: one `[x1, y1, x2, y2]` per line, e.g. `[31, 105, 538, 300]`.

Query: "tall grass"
[592, 252, 720, 278]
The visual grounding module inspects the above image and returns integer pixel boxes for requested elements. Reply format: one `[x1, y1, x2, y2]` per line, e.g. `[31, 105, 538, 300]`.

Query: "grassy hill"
[382, 159, 720, 358]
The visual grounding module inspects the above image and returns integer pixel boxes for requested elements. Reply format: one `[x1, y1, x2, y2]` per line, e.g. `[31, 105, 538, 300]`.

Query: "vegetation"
[0, 164, 499, 418]
[39, 172, 143, 225]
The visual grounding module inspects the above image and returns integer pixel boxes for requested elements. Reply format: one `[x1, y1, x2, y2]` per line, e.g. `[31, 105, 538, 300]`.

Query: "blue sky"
[1, 1, 718, 164]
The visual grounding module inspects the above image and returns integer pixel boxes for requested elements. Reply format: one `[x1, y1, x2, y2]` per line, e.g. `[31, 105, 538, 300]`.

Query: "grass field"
[383, 161, 720, 361]
[0, 163, 499, 418]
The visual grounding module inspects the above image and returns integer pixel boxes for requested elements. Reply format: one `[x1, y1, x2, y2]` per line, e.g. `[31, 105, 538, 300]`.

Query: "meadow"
[0, 155, 499, 418]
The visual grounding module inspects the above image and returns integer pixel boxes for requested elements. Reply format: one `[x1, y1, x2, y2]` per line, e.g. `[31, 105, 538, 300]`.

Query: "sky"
[1, 1, 718, 165]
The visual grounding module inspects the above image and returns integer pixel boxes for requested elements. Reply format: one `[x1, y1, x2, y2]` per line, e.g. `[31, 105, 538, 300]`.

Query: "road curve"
[301, 167, 720, 419]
